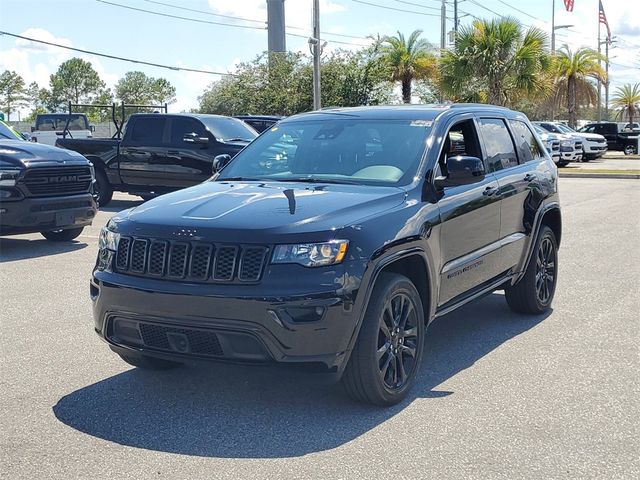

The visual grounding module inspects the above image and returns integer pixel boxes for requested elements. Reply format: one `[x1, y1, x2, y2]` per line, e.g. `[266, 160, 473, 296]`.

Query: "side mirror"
[435, 155, 486, 189]
[212, 154, 231, 174]
[90, 125, 96, 132]
[183, 132, 209, 144]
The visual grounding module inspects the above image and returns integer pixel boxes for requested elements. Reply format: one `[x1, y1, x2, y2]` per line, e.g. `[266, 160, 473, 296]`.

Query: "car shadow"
[99, 198, 143, 213]
[0, 237, 87, 262]
[53, 293, 551, 458]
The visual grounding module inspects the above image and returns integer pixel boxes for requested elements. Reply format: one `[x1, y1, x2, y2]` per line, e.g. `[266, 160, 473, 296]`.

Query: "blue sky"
[1, 0, 638, 119]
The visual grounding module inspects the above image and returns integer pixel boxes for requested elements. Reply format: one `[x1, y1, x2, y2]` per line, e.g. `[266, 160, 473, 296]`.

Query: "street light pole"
[597, 19, 601, 121]
[441, 0, 446, 50]
[311, 0, 321, 110]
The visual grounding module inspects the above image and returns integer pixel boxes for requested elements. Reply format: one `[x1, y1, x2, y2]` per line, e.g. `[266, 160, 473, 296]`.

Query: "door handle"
[523, 173, 537, 182]
[483, 186, 498, 196]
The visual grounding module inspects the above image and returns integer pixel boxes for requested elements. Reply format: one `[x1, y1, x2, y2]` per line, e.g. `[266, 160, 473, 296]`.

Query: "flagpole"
[597, 7, 602, 122]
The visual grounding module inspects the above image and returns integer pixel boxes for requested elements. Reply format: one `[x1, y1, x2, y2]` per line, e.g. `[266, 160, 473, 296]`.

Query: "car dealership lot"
[1, 178, 638, 479]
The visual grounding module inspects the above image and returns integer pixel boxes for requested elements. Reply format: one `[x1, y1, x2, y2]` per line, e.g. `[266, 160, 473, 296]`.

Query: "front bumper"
[0, 193, 97, 235]
[91, 266, 363, 372]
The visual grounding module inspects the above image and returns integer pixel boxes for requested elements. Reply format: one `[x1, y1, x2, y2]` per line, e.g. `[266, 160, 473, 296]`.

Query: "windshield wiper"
[224, 138, 251, 142]
[271, 177, 360, 185]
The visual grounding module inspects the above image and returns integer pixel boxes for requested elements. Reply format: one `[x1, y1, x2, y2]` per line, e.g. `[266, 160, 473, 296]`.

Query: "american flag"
[599, 0, 611, 41]
[564, 0, 574, 12]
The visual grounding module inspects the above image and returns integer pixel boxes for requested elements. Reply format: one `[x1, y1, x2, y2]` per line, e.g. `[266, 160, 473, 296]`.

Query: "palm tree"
[553, 46, 606, 128]
[380, 30, 437, 104]
[439, 17, 551, 106]
[611, 83, 640, 124]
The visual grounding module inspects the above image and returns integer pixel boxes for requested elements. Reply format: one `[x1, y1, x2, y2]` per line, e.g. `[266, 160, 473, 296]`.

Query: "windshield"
[35, 114, 89, 131]
[0, 121, 24, 140]
[555, 124, 575, 133]
[199, 116, 258, 142]
[217, 119, 432, 186]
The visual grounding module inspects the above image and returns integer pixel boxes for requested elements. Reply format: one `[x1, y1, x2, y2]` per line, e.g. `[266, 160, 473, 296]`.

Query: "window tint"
[35, 114, 89, 131]
[0, 122, 23, 140]
[129, 117, 166, 144]
[218, 119, 432, 186]
[170, 117, 206, 145]
[199, 116, 258, 142]
[580, 125, 595, 133]
[478, 118, 518, 172]
[509, 120, 542, 163]
[437, 119, 482, 177]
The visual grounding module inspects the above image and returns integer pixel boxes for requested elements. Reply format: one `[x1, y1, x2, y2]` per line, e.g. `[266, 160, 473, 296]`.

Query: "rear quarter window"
[129, 117, 167, 144]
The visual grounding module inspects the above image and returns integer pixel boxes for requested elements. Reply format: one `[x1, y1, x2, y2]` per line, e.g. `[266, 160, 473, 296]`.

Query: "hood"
[114, 181, 407, 242]
[571, 132, 605, 140]
[0, 140, 88, 168]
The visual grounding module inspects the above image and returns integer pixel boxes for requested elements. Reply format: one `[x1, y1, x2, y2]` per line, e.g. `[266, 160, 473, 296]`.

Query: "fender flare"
[516, 201, 561, 283]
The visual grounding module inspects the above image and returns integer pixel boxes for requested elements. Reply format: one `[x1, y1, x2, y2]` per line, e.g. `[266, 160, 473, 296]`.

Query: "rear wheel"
[342, 273, 425, 406]
[118, 352, 182, 370]
[41, 227, 84, 242]
[505, 225, 558, 314]
[94, 168, 113, 207]
[624, 144, 637, 155]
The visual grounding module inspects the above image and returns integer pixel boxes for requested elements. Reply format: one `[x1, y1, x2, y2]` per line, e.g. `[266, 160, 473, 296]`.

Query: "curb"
[559, 173, 640, 179]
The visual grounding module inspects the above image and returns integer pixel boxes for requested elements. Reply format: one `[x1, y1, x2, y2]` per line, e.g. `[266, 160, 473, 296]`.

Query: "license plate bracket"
[55, 212, 75, 227]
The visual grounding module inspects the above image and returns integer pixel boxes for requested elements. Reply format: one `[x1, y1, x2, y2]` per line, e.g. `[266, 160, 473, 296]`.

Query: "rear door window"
[478, 118, 519, 172]
[509, 120, 543, 163]
[129, 117, 167, 144]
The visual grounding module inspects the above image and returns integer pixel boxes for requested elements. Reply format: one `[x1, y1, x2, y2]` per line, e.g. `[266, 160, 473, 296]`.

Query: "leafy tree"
[379, 30, 437, 103]
[0, 70, 28, 120]
[198, 48, 394, 116]
[553, 46, 606, 128]
[49, 58, 106, 108]
[115, 71, 176, 105]
[440, 17, 551, 106]
[611, 83, 640, 124]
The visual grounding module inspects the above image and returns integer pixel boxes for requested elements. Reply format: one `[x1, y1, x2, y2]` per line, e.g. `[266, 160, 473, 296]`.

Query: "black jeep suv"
[92, 105, 561, 406]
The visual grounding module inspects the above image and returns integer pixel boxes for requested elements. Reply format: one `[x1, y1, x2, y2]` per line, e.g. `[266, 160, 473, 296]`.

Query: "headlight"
[0, 169, 21, 187]
[272, 240, 349, 267]
[561, 140, 573, 147]
[89, 163, 96, 179]
[98, 220, 120, 251]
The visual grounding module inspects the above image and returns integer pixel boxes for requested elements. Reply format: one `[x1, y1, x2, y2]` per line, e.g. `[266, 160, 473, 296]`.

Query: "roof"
[282, 104, 518, 123]
[234, 115, 284, 121]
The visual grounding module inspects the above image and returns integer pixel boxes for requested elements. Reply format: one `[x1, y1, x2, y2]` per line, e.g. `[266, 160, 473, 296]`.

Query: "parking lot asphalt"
[1, 178, 638, 480]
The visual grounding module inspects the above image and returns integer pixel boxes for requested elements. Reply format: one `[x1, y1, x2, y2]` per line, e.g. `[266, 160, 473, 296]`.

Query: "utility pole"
[602, 37, 616, 120]
[453, 0, 458, 41]
[266, 0, 286, 53]
[440, 0, 446, 50]
[551, 0, 555, 54]
[311, 0, 322, 110]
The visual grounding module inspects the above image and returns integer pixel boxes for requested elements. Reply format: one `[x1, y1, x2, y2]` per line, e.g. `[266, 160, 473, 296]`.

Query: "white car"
[31, 113, 94, 146]
[536, 121, 607, 161]
[532, 124, 562, 165]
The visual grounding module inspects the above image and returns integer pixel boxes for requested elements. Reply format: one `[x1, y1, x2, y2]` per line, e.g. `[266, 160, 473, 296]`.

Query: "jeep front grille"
[114, 237, 269, 283]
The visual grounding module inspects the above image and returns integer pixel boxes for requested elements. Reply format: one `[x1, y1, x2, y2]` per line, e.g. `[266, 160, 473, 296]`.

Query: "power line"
[0, 31, 233, 76]
[351, 0, 453, 19]
[494, 0, 545, 23]
[389, 0, 442, 12]
[143, 0, 369, 41]
[95, 0, 267, 31]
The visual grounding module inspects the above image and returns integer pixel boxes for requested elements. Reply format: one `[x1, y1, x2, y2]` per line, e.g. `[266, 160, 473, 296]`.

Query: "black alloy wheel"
[377, 292, 420, 391]
[535, 236, 556, 306]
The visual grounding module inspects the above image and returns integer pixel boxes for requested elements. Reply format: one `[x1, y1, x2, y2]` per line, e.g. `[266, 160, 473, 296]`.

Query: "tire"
[342, 273, 425, 406]
[556, 161, 570, 167]
[118, 353, 182, 370]
[624, 145, 637, 156]
[41, 227, 84, 242]
[505, 225, 558, 315]
[94, 167, 113, 207]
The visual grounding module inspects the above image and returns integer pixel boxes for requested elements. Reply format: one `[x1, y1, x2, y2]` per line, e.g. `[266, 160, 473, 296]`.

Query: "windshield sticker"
[410, 120, 433, 128]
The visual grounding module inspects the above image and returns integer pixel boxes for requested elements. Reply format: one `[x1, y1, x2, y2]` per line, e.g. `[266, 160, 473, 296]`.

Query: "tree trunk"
[488, 78, 504, 106]
[402, 77, 412, 104]
[567, 75, 577, 129]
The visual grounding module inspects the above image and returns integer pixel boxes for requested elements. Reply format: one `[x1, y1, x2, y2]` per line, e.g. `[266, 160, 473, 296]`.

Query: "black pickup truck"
[92, 104, 561, 406]
[0, 121, 97, 241]
[56, 113, 258, 206]
[579, 122, 639, 155]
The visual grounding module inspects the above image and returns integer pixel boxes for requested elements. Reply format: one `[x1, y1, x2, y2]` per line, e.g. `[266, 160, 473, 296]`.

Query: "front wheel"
[94, 168, 113, 207]
[505, 225, 558, 314]
[624, 145, 637, 156]
[342, 273, 425, 406]
[41, 227, 84, 242]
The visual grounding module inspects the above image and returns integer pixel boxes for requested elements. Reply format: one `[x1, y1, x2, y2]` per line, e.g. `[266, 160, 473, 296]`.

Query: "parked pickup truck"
[56, 113, 258, 206]
[92, 104, 561, 406]
[0, 121, 97, 241]
[31, 113, 94, 146]
[579, 122, 639, 155]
